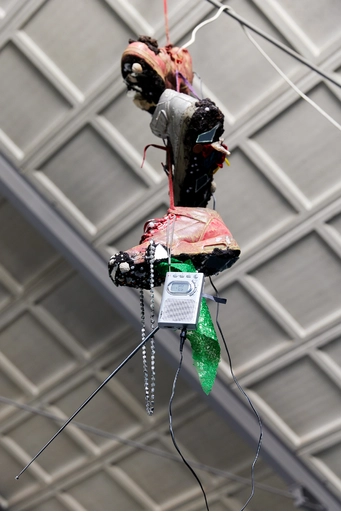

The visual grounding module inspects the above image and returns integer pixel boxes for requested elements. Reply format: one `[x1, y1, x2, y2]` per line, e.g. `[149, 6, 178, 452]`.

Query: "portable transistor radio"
[158, 272, 204, 330]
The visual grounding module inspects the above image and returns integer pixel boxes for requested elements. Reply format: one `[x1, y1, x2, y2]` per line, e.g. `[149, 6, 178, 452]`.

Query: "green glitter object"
[155, 258, 220, 394]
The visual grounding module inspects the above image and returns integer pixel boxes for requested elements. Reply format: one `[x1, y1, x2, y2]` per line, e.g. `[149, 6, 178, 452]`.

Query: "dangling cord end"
[169, 325, 209, 511]
[180, 327, 187, 352]
[141, 143, 168, 168]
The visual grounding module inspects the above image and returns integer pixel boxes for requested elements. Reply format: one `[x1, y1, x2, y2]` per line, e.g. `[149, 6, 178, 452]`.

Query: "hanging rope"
[163, 0, 171, 45]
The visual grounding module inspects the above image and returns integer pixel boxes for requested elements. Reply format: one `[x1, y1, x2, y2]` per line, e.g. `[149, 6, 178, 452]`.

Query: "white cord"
[242, 25, 341, 132]
[182, 2, 341, 132]
[181, 5, 230, 50]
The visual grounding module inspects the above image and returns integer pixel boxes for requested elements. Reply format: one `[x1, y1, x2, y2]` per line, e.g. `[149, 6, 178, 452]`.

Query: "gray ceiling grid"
[0, 0, 341, 510]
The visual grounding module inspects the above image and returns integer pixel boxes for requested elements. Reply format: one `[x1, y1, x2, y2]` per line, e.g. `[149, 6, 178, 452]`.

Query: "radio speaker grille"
[162, 299, 196, 321]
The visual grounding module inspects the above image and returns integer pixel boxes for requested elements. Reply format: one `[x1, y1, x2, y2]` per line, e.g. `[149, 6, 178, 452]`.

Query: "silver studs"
[132, 62, 143, 74]
[119, 262, 130, 273]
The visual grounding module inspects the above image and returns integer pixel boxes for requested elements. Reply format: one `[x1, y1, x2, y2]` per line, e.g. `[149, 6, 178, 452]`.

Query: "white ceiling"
[0, 0, 341, 510]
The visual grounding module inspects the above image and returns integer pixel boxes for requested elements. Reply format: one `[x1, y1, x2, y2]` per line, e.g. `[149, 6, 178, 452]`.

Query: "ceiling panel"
[7, 414, 88, 476]
[0, 201, 58, 285]
[252, 84, 341, 204]
[38, 125, 148, 231]
[127, 0, 198, 30]
[38, 272, 131, 352]
[52, 376, 141, 443]
[276, 0, 341, 50]
[250, 231, 341, 330]
[213, 148, 297, 250]
[0, 373, 25, 416]
[0, 443, 38, 502]
[320, 336, 341, 368]
[251, 356, 341, 438]
[0, 281, 11, 306]
[0, 43, 71, 154]
[66, 469, 144, 511]
[117, 438, 207, 505]
[27, 496, 68, 511]
[328, 212, 341, 236]
[22, 0, 131, 94]
[0, 312, 75, 388]
[312, 441, 341, 490]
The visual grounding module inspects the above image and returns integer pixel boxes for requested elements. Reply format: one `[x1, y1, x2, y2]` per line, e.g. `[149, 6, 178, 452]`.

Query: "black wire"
[168, 327, 210, 511]
[205, 0, 341, 90]
[209, 277, 263, 511]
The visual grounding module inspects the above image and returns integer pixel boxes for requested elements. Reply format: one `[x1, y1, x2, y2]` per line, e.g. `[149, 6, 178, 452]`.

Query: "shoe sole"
[110, 244, 240, 289]
[122, 54, 166, 111]
[150, 90, 225, 207]
[122, 46, 165, 80]
[180, 98, 225, 206]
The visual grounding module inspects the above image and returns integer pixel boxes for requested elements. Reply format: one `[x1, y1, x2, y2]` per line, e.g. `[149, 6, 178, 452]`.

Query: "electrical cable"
[168, 327, 210, 511]
[204, 0, 341, 90]
[181, 5, 229, 50]
[209, 277, 263, 511]
[240, 21, 341, 132]
[183, 2, 341, 132]
[0, 396, 292, 499]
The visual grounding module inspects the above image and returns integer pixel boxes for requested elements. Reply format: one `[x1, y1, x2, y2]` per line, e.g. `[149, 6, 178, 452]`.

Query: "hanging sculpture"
[109, 36, 239, 398]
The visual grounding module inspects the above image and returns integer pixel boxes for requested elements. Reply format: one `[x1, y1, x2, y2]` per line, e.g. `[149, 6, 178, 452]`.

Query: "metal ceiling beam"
[1, 153, 340, 510]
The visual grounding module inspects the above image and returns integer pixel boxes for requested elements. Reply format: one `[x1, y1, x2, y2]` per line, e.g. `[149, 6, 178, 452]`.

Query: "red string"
[141, 144, 167, 168]
[163, 0, 170, 46]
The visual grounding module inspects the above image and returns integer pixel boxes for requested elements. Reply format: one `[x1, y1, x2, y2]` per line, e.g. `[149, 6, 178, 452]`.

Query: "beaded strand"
[140, 241, 156, 415]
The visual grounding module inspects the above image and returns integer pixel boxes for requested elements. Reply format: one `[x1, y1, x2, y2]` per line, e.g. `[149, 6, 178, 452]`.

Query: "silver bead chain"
[140, 242, 156, 415]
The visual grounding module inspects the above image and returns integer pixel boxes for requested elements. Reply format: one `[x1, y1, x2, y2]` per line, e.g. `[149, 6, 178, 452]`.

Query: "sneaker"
[109, 206, 240, 289]
[121, 36, 193, 113]
[150, 89, 230, 208]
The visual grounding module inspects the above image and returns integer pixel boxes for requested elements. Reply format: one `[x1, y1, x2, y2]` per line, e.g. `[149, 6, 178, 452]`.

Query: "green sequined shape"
[155, 258, 220, 394]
